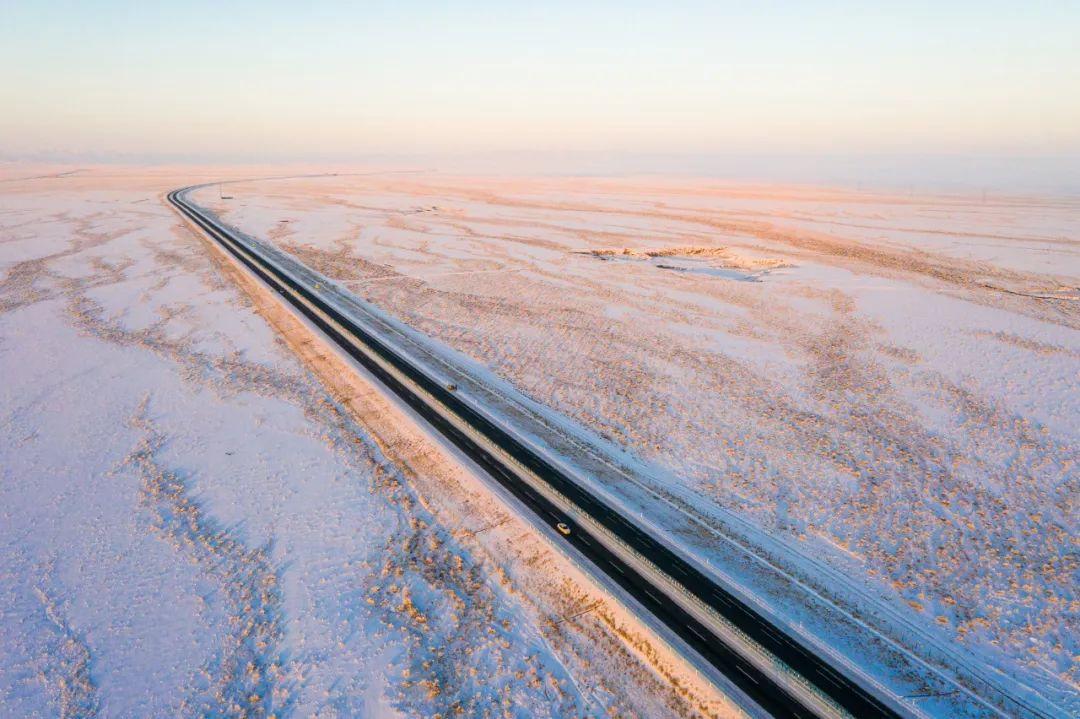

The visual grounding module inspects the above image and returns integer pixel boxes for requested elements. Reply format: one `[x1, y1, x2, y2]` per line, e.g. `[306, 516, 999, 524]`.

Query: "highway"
[168, 184, 913, 719]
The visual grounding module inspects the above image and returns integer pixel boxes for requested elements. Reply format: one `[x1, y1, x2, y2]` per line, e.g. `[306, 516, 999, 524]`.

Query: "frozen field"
[0, 166, 741, 719]
[191, 173, 1080, 714]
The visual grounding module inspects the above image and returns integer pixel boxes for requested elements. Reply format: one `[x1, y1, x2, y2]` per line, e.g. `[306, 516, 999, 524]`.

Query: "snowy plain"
[0, 166, 742, 719]
[189, 173, 1080, 717]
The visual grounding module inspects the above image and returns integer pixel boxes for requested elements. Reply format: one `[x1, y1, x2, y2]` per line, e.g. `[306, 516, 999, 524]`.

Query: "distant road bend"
[169, 184, 940, 719]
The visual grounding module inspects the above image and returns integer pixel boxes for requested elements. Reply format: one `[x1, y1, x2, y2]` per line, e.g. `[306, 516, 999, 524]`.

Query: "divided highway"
[169, 185, 911, 719]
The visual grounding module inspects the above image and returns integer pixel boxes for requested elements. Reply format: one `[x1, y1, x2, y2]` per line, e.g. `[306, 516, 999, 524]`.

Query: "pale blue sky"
[2, 1, 1078, 171]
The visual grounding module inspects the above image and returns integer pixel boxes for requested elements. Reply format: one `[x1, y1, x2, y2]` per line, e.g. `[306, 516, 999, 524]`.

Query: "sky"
[1, 1, 1078, 183]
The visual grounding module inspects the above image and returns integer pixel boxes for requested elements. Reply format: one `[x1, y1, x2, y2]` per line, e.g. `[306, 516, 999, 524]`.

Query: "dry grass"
[577, 245, 792, 270]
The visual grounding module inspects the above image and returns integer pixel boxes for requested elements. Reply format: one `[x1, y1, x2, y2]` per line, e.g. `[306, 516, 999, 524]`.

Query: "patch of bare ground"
[651, 220, 1077, 327]
[0, 212, 130, 315]
[970, 329, 1080, 358]
[157, 226, 232, 292]
[0, 257, 56, 314]
[66, 288, 320, 405]
[267, 219, 296, 244]
[281, 239, 396, 282]
[578, 246, 792, 271]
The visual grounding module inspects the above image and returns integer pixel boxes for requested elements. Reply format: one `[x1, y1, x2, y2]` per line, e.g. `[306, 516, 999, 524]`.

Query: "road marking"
[736, 664, 760, 685]
[818, 668, 843, 688]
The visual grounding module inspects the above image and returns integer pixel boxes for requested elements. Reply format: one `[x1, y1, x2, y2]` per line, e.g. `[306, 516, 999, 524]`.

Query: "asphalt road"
[169, 186, 910, 719]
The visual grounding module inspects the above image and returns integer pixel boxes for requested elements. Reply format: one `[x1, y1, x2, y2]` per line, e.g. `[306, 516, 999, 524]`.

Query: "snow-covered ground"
[190, 173, 1079, 716]
[0, 166, 742, 719]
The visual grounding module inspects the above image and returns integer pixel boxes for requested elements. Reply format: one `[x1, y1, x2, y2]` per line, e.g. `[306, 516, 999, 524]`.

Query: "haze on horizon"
[2, 1, 1078, 187]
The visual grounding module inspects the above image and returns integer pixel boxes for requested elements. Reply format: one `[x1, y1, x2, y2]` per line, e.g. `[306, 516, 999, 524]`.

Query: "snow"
[190, 173, 1079, 717]
[0, 167, 741, 719]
